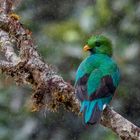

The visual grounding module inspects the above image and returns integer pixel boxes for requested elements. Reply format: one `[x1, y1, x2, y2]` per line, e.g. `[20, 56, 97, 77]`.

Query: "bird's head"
[83, 35, 112, 56]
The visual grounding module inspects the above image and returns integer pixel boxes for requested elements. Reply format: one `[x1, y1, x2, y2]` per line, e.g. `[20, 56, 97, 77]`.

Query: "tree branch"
[0, 1, 140, 140]
[0, 30, 20, 63]
[101, 107, 140, 140]
[0, 0, 12, 14]
[0, 60, 14, 69]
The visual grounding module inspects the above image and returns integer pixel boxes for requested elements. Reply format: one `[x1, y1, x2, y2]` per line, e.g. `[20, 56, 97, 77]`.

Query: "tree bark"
[0, 1, 140, 140]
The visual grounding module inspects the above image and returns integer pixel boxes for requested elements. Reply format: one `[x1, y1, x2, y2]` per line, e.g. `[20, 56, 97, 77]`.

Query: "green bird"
[75, 35, 120, 125]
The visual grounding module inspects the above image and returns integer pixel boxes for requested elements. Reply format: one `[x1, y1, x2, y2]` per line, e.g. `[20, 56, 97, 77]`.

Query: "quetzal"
[75, 35, 120, 125]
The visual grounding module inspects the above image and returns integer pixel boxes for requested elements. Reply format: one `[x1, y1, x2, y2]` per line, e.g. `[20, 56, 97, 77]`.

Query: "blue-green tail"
[80, 97, 112, 125]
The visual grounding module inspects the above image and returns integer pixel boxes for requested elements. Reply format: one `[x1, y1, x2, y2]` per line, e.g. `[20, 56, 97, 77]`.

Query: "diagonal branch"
[101, 106, 140, 140]
[0, 1, 140, 140]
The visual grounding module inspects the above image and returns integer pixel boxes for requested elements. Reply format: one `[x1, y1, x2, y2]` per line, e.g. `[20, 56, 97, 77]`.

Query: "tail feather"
[81, 100, 103, 125]
[80, 97, 112, 125]
[85, 101, 96, 123]
[87, 102, 101, 125]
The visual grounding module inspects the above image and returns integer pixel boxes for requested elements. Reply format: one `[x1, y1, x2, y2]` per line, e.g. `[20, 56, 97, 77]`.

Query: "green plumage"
[75, 35, 120, 125]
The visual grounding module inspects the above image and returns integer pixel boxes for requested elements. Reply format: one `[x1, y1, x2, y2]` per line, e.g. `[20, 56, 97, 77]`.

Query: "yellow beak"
[83, 45, 90, 51]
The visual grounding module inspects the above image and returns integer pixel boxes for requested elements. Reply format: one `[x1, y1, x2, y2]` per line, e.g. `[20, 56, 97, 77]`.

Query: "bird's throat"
[89, 48, 95, 55]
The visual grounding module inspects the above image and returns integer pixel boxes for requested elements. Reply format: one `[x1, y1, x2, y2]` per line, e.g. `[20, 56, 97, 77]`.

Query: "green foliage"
[96, 0, 112, 25]
[43, 20, 85, 42]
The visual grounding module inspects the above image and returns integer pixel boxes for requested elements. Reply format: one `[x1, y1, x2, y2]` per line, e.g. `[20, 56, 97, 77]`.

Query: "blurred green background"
[0, 0, 140, 139]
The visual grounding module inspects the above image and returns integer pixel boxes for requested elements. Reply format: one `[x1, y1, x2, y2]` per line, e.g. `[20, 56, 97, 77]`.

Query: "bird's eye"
[95, 42, 100, 47]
